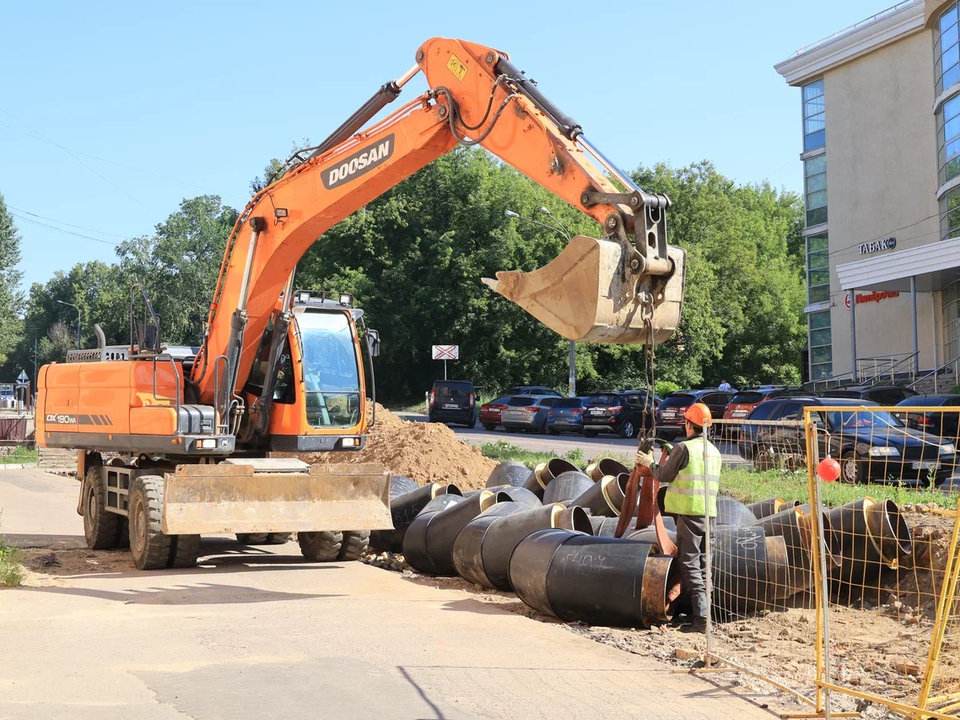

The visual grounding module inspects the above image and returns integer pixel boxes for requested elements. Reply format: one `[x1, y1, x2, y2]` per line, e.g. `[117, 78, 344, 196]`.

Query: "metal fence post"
[703, 424, 713, 669]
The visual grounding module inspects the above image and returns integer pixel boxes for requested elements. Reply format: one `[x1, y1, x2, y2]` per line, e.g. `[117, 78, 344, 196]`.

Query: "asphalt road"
[0, 468, 778, 720]
[398, 413, 749, 466]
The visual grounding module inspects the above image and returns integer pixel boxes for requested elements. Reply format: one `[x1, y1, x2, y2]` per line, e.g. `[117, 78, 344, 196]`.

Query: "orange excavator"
[36, 38, 686, 570]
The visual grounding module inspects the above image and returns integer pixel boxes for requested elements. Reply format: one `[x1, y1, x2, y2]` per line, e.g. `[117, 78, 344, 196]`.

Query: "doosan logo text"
[322, 134, 395, 190]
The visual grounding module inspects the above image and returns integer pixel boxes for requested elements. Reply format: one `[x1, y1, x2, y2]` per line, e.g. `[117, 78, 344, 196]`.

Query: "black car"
[820, 384, 918, 405]
[738, 397, 956, 487]
[656, 389, 735, 440]
[582, 390, 658, 438]
[428, 379, 476, 428]
[894, 395, 960, 441]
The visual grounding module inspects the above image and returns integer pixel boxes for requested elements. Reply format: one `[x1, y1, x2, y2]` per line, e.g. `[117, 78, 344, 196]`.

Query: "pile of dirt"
[293, 405, 499, 491]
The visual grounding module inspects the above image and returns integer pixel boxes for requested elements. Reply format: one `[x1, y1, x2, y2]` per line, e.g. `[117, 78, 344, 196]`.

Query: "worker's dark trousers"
[676, 514, 709, 617]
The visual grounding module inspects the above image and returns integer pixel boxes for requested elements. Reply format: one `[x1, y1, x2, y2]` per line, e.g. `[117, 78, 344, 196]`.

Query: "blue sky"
[1, 0, 890, 290]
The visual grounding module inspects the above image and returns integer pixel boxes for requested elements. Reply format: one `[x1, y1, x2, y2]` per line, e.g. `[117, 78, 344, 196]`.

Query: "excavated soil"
[290, 405, 498, 491]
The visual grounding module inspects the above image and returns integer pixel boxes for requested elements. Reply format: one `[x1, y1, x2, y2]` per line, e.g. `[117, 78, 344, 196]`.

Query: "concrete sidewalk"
[0, 469, 780, 720]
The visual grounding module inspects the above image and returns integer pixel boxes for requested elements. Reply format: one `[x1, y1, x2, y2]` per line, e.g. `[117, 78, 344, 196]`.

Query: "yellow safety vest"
[664, 436, 721, 517]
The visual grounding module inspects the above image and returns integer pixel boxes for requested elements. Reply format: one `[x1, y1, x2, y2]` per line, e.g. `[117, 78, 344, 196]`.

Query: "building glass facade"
[937, 3, 960, 96]
[803, 80, 826, 151]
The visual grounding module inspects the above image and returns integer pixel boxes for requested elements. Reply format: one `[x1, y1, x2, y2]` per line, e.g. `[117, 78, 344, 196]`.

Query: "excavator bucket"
[483, 235, 686, 344]
[161, 460, 392, 535]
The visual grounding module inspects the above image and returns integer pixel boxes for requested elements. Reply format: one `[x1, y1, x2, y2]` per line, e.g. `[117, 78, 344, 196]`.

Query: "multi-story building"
[776, 0, 960, 386]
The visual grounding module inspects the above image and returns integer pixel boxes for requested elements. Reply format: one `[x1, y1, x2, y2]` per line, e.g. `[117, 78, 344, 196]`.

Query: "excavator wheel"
[128, 475, 172, 570]
[298, 531, 343, 562]
[236, 533, 270, 545]
[266, 533, 292, 544]
[82, 466, 117, 550]
[338, 531, 370, 561]
[168, 534, 202, 568]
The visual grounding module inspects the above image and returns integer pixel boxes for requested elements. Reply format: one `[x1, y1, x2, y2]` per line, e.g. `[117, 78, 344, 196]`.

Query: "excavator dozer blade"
[161, 462, 392, 535]
[483, 235, 686, 344]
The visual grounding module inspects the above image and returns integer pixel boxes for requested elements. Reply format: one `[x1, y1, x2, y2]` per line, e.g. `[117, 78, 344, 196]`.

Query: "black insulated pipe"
[541, 471, 594, 505]
[747, 497, 788, 520]
[749, 506, 839, 597]
[711, 526, 792, 620]
[522, 458, 578, 499]
[478, 503, 592, 591]
[509, 529, 680, 627]
[495, 57, 582, 140]
[403, 490, 513, 576]
[452, 503, 534, 587]
[485, 461, 531, 488]
[716, 495, 758, 528]
[479, 485, 541, 508]
[398, 494, 465, 570]
[571, 473, 629, 517]
[371, 480, 462, 553]
[585, 459, 629, 483]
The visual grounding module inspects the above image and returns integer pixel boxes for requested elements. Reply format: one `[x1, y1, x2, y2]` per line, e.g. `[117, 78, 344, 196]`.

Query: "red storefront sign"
[844, 290, 900, 309]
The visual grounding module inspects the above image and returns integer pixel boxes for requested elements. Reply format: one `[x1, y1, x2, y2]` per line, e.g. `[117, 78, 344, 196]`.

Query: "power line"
[10, 212, 122, 246]
[0, 121, 246, 202]
[8, 206, 131, 239]
[0, 107, 159, 216]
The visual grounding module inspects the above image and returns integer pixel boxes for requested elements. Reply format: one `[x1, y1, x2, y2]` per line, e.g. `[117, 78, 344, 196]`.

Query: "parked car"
[582, 390, 658, 439]
[720, 387, 806, 437]
[500, 395, 560, 433]
[479, 396, 511, 431]
[504, 386, 563, 397]
[894, 394, 960, 441]
[428, 379, 476, 428]
[820, 384, 918, 405]
[738, 397, 956, 487]
[545, 397, 587, 435]
[656, 389, 735, 440]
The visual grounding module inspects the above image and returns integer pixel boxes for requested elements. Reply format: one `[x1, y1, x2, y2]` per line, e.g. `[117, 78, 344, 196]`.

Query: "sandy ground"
[0, 467, 784, 720]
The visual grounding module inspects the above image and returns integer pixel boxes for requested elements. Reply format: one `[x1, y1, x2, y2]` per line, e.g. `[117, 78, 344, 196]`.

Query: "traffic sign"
[432, 345, 460, 360]
[16, 370, 28, 385]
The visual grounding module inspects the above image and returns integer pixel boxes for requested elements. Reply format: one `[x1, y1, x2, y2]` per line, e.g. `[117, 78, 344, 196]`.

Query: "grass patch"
[720, 466, 959, 510]
[0, 446, 38, 465]
[384, 399, 429, 414]
[0, 519, 23, 587]
[480, 440, 630, 470]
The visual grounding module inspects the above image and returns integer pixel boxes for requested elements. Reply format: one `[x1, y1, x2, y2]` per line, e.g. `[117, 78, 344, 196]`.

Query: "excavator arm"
[191, 37, 685, 413]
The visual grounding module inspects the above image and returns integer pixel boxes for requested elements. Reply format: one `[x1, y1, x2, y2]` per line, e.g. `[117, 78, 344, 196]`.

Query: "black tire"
[129, 475, 171, 570]
[583, 429, 598, 438]
[82, 466, 117, 550]
[619, 420, 637, 439]
[338, 530, 370, 561]
[840, 453, 862, 484]
[482, 423, 498, 431]
[168, 534, 202, 568]
[466, 418, 477, 429]
[236, 533, 270, 544]
[266, 533, 292, 544]
[298, 531, 343, 562]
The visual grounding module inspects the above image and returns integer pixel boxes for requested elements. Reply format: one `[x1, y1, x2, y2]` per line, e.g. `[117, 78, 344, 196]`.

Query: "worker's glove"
[635, 449, 655, 468]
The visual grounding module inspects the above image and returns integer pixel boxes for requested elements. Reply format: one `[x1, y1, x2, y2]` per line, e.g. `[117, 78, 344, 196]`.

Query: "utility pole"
[504, 207, 577, 396]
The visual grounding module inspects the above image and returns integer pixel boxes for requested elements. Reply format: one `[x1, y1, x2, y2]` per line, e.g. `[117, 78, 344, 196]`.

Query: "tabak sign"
[844, 290, 900, 309]
[858, 237, 896, 254]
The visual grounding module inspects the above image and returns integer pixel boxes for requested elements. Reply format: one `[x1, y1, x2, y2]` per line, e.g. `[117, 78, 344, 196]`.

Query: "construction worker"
[635, 402, 722, 627]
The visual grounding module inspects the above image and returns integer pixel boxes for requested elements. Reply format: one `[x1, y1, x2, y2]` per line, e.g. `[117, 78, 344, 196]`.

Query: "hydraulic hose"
[571, 473, 629, 517]
[509, 529, 680, 627]
[475, 503, 592, 591]
[403, 490, 513, 576]
[585, 459, 629, 483]
[541, 471, 594, 505]
[486, 461, 532, 488]
[522, 459, 579, 499]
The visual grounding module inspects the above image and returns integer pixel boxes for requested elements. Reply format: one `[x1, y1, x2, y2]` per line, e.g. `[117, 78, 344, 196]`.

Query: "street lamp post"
[504, 208, 577, 397]
[56, 300, 81, 349]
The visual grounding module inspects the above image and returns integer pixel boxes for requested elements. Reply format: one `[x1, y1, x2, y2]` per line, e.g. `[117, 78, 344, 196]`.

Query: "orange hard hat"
[684, 402, 712, 427]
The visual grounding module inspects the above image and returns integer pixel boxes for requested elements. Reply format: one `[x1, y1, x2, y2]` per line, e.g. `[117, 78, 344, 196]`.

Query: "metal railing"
[791, 0, 920, 57]
[857, 351, 918, 386]
[910, 354, 960, 394]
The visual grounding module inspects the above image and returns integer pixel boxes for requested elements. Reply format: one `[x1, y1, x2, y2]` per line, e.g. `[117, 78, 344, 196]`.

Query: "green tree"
[0, 192, 23, 369]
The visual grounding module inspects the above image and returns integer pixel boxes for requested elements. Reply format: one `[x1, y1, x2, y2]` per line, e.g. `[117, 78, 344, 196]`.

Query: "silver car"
[500, 395, 560, 433]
